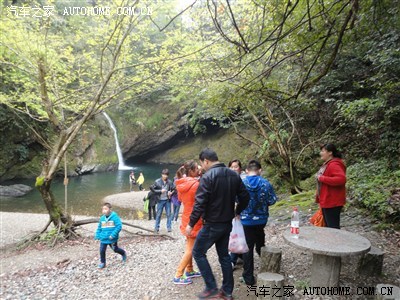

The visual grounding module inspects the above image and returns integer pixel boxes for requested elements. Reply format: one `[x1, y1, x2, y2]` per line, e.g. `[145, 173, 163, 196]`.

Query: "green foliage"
[0, 0, 398, 231]
[347, 160, 400, 223]
[300, 175, 318, 192]
[145, 112, 165, 130]
[14, 143, 29, 161]
[39, 227, 59, 242]
[295, 280, 310, 290]
[311, 21, 400, 163]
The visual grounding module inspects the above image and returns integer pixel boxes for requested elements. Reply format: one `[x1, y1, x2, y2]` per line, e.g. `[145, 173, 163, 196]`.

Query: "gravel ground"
[0, 206, 399, 300]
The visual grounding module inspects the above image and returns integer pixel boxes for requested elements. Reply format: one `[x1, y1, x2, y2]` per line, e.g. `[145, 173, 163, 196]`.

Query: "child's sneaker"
[185, 271, 201, 278]
[122, 253, 127, 262]
[173, 276, 192, 285]
[98, 263, 105, 269]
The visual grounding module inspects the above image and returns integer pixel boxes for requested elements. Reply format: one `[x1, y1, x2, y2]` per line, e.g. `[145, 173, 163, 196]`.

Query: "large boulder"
[0, 184, 33, 197]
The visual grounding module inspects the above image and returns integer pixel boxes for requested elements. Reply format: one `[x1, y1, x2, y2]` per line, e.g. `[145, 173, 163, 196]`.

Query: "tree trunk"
[37, 179, 71, 228]
[289, 165, 302, 194]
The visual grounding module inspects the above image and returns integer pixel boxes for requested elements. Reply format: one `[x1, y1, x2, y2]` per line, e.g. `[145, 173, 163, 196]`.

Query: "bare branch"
[150, 0, 197, 32]
[111, 40, 218, 74]
[302, 0, 355, 90]
[207, 0, 245, 51]
[230, 119, 262, 148]
[8, 108, 52, 150]
[225, 0, 250, 52]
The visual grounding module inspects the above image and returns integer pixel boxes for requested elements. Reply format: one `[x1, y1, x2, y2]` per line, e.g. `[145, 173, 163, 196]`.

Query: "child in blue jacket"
[240, 160, 277, 285]
[95, 203, 127, 268]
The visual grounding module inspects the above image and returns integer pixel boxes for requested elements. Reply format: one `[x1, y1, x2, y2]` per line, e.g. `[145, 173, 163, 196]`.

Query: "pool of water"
[0, 163, 178, 219]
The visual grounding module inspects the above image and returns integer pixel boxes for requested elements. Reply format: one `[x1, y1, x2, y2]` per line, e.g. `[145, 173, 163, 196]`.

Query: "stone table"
[283, 226, 371, 287]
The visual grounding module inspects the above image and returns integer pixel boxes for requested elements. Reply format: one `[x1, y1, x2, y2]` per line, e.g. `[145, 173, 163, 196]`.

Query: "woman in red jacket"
[316, 143, 346, 229]
[173, 160, 203, 285]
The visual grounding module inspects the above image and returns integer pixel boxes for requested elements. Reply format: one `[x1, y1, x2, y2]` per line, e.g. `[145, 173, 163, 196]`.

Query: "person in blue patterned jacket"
[95, 203, 127, 269]
[240, 160, 277, 285]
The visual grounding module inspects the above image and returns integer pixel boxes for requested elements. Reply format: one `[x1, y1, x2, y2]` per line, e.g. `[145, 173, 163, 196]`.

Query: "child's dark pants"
[148, 205, 156, 220]
[100, 242, 125, 264]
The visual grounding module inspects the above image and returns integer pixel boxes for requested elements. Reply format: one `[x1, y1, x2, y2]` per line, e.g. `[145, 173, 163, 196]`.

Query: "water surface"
[0, 163, 178, 219]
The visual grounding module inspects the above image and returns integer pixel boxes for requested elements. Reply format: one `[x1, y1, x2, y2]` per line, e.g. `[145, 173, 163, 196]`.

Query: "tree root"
[72, 218, 155, 233]
[121, 228, 174, 240]
[73, 218, 175, 239]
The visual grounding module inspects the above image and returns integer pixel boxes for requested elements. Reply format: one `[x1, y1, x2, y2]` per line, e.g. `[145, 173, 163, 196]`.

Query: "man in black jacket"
[151, 169, 174, 233]
[186, 148, 249, 300]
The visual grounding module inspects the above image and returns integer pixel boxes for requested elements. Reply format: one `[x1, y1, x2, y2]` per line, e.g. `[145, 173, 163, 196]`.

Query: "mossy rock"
[270, 190, 315, 212]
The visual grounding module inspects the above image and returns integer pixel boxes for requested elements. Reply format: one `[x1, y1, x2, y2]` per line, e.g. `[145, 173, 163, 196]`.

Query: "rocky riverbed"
[0, 206, 399, 300]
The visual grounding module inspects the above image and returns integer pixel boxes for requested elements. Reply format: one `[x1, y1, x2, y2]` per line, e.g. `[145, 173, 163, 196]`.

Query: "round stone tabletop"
[283, 226, 371, 256]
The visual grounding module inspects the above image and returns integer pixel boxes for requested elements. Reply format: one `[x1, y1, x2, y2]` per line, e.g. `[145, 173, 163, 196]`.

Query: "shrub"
[347, 159, 400, 224]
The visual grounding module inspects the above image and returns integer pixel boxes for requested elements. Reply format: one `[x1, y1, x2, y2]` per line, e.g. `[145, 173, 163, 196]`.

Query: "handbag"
[228, 218, 249, 254]
[309, 208, 325, 227]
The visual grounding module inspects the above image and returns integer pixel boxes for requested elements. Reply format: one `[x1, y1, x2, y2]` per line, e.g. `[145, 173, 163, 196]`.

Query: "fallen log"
[71, 218, 174, 239]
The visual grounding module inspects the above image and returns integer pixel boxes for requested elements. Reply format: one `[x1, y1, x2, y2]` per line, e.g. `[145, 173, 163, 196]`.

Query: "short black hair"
[103, 202, 112, 209]
[199, 148, 219, 162]
[161, 169, 169, 175]
[247, 160, 262, 171]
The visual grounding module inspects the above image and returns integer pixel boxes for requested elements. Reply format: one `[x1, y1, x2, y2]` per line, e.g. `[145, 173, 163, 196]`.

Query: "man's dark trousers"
[193, 222, 233, 294]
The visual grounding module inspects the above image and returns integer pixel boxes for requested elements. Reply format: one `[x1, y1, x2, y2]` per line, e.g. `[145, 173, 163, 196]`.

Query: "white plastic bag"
[228, 218, 249, 254]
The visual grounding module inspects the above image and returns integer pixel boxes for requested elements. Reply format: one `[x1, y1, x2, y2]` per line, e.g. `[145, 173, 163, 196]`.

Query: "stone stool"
[260, 246, 282, 273]
[257, 272, 284, 300]
[358, 246, 385, 276]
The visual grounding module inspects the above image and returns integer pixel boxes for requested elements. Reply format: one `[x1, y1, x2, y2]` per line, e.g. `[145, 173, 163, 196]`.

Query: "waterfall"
[102, 112, 132, 170]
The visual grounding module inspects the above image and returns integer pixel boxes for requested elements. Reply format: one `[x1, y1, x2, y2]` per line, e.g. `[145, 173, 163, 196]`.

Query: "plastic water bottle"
[291, 207, 299, 238]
